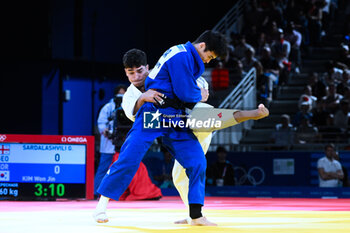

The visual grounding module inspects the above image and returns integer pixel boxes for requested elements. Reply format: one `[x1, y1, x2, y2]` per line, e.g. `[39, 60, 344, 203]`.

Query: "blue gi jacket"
[145, 41, 204, 116]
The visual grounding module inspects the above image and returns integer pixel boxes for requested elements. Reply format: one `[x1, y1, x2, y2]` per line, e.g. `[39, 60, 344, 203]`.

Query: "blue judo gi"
[97, 42, 206, 205]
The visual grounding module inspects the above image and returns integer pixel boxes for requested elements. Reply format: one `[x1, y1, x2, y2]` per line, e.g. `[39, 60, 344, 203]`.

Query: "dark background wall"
[0, 0, 235, 134]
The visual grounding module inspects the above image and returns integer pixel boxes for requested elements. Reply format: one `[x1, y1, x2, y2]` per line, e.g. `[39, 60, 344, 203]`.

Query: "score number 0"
[55, 153, 60, 174]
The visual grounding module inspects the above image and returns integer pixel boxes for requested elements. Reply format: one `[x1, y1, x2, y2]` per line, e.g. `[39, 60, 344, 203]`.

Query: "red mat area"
[2, 196, 350, 212]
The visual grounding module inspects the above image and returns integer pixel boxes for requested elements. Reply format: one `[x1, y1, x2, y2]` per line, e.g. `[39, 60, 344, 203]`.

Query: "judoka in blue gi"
[94, 30, 229, 226]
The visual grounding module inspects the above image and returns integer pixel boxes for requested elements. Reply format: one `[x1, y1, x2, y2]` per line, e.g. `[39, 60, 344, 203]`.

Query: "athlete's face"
[195, 42, 217, 63]
[124, 65, 149, 88]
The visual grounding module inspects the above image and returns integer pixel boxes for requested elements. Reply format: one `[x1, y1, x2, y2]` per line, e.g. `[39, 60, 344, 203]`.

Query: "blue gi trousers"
[97, 103, 206, 205]
[94, 152, 114, 195]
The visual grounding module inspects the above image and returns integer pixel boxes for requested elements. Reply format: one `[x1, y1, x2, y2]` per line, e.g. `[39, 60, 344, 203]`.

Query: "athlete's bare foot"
[254, 103, 269, 120]
[93, 212, 109, 223]
[234, 104, 270, 123]
[174, 218, 191, 224]
[191, 216, 217, 226]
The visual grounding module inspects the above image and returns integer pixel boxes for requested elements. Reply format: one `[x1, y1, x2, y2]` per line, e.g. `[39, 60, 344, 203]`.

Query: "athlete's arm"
[122, 85, 165, 122]
[133, 89, 164, 115]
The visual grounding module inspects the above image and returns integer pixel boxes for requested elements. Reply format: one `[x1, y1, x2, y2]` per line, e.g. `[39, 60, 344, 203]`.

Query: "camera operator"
[109, 94, 134, 152]
[94, 85, 127, 197]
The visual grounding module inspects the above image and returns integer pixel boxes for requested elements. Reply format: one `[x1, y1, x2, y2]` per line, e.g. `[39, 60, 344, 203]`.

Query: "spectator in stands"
[336, 70, 350, 95]
[270, 28, 291, 84]
[292, 101, 313, 127]
[270, 114, 295, 150]
[285, 0, 310, 46]
[232, 34, 254, 59]
[226, 57, 245, 87]
[334, 100, 350, 132]
[284, 21, 303, 73]
[255, 32, 268, 58]
[339, 44, 350, 67]
[317, 143, 344, 187]
[295, 116, 318, 144]
[207, 146, 235, 186]
[241, 47, 263, 75]
[265, 20, 281, 44]
[326, 61, 344, 83]
[322, 83, 343, 113]
[333, 150, 349, 187]
[308, 72, 327, 100]
[270, 28, 291, 66]
[259, 46, 280, 105]
[298, 85, 317, 110]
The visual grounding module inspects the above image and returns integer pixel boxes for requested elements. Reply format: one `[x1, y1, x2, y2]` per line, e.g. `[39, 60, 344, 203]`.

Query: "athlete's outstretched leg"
[189, 103, 269, 132]
[94, 116, 162, 223]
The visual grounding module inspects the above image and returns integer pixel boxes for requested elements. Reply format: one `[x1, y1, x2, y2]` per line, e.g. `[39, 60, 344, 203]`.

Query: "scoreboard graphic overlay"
[0, 134, 94, 200]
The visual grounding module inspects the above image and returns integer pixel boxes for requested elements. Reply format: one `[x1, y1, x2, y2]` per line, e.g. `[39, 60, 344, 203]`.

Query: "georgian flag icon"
[0, 144, 10, 155]
[0, 171, 10, 181]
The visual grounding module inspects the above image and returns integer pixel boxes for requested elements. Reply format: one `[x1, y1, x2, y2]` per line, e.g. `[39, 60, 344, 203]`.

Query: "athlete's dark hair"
[193, 30, 228, 60]
[123, 48, 147, 68]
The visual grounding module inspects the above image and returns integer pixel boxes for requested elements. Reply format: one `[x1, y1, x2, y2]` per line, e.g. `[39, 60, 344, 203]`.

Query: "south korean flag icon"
[0, 170, 10, 181]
